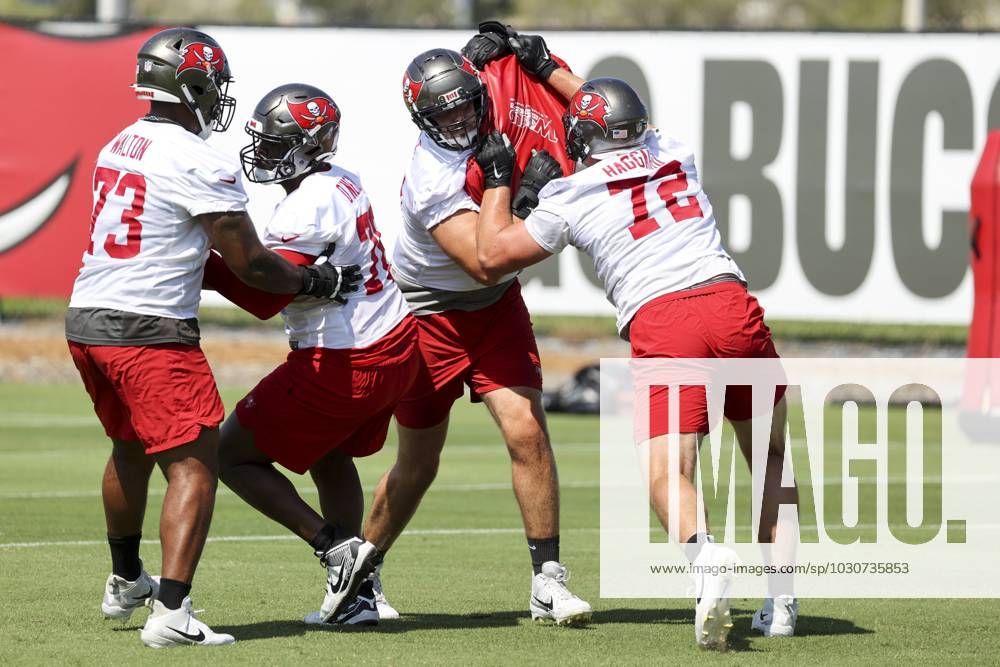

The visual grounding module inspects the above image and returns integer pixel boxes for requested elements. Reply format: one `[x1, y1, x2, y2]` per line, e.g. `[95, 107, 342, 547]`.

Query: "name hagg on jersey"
[600, 146, 665, 178]
[508, 99, 558, 144]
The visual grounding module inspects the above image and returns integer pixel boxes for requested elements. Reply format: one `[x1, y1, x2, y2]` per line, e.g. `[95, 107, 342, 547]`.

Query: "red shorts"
[394, 281, 543, 429]
[235, 316, 420, 474]
[67, 341, 225, 454]
[629, 281, 785, 436]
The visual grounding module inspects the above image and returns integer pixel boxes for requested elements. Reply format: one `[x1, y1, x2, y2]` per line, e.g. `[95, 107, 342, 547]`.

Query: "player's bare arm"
[477, 186, 550, 275]
[463, 24, 584, 102]
[474, 131, 553, 277]
[509, 34, 585, 101]
[199, 210, 360, 298]
[546, 68, 587, 102]
[428, 209, 500, 285]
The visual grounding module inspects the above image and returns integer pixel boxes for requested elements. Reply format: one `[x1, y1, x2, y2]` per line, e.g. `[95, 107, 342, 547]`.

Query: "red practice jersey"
[464, 53, 575, 205]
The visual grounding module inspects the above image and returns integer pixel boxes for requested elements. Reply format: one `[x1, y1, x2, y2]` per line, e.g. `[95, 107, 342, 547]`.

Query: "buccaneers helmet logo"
[571, 90, 610, 132]
[287, 97, 338, 132]
[459, 56, 479, 76]
[176, 42, 225, 77]
[403, 73, 423, 108]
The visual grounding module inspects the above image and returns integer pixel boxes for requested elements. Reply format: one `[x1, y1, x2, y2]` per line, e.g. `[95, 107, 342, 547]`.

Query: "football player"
[361, 27, 592, 625]
[472, 77, 800, 649]
[65, 28, 358, 648]
[207, 83, 419, 627]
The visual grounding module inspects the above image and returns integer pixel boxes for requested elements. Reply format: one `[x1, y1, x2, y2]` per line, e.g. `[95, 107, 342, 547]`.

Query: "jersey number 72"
[607, 160, 703, 241]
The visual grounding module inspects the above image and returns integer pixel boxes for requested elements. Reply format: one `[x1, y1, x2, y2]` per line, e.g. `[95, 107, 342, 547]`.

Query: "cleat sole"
[555, 612, 592, 627]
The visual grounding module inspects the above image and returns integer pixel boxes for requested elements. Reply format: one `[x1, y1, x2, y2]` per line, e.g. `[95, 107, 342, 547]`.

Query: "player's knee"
[157, 428, 220, 480]
[503, 417, 552, 466]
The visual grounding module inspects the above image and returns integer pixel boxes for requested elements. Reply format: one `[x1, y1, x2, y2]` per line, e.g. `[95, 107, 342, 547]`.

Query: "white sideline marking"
[2, 524, 996, 550]
[0, 480, 601, 500]
[0, 527, 599, 550]
[8, 472, 1000, 500]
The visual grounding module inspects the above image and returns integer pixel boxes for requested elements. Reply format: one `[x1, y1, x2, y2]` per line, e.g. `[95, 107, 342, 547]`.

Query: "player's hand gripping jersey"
[392, 53, 572, 300]
[523, 130, 744, 338]
[69, 119, 248, 321]
[464, 53, 574, 202]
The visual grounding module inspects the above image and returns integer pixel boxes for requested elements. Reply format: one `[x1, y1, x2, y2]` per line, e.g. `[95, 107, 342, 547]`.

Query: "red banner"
[0, 22, 164, 298]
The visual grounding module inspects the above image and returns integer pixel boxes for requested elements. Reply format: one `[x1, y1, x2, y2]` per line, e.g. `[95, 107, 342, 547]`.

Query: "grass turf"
[0, 383, 996, 664]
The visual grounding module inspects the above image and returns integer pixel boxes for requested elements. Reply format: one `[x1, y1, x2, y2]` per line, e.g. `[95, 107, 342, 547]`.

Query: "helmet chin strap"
[180, 84, 212, 139]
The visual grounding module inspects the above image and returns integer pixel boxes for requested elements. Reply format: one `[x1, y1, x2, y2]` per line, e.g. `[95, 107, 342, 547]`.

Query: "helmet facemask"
[562, 112, 589, 163]
[182, 71, 235, 139]
[413, 88, 487, 151]
[210, 76, 236, 132]
[240, 121, 338, 184]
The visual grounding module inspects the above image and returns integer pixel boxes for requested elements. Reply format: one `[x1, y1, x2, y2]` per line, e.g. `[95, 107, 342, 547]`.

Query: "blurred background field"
[2, 0, 999, 30]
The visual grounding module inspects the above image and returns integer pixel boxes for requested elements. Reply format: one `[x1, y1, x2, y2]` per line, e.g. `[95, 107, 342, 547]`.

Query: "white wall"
[202, 27, 1000, 324]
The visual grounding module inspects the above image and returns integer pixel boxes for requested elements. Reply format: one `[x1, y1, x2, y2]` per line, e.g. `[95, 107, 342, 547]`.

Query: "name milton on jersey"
[107, 131, 153, 161]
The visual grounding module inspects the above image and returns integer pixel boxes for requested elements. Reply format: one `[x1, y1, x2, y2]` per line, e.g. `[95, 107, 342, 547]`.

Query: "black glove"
[508, 34, 558, 80]
[299, 262, 362, 304]
[462, 21, 516, 69]
[512, 149, 563, 218]
[475, 131, 515, 189]
[462, 32, 508, 69]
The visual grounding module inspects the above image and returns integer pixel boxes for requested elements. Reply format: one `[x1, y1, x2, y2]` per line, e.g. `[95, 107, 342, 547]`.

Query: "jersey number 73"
[88, 167, 146, 259]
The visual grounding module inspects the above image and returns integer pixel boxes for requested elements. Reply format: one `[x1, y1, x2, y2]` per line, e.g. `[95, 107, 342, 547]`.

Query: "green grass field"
[1, 383, 997, 664]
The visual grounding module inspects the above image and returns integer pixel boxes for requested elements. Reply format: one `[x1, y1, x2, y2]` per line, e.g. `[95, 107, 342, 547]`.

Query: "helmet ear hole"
[192, 85, 205, 96]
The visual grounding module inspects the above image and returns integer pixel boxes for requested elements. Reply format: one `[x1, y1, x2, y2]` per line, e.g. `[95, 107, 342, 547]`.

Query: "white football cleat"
[140, 597, 235, 648]
[304, 580, 379, 627]
[693, 545, 739, 651]
[372, 564, 399, 620]
[752, 595, 799, 637]
[101, 565, 159, 620]
[318, 537, 379, 622]
[529, 561, 592, 626]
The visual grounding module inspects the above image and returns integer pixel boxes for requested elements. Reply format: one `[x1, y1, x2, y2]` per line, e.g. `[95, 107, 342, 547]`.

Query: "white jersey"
[262, 162, 409, 350]
[392, 133, 516, 292]
[69, 119, 248, 319]
[524, 131, 743, 338]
